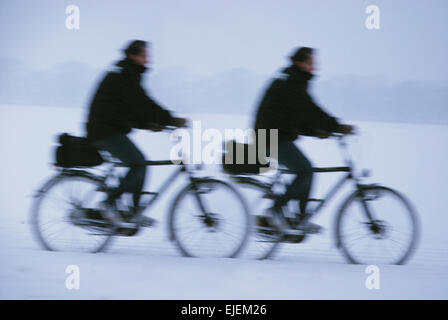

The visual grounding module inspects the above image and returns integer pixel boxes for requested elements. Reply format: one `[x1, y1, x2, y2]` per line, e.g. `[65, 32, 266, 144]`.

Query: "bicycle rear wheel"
[247, 213, 284, 260]
[221, 181, 283, 260]
[336, 185, 419, 265]
[169, 179, 250, 258]
[30, 173, 115, 253]
[240, 197, 284, 260]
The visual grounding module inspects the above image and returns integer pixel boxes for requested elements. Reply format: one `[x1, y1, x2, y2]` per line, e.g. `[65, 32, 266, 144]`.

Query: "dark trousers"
[91, 134, 146, 208]
[275, 139, 313, 214]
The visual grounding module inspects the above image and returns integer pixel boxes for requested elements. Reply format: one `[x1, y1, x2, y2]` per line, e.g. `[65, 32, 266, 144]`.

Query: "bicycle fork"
[357, 186, 387, 237]
[190, 179, 219, 229]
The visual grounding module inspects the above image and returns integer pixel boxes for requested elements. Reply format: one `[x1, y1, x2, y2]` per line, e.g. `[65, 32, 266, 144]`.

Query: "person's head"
[290, 47, 316, 73]
[123, 40, 150, 66]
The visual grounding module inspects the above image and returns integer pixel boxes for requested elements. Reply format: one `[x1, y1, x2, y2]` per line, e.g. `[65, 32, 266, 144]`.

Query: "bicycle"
[30, 135, 251, 258]
[226, 133, 420, 264]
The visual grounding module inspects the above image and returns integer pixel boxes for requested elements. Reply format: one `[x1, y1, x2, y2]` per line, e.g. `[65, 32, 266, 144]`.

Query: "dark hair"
[123, 40, 147, 57]
[290, 47, 314, 63]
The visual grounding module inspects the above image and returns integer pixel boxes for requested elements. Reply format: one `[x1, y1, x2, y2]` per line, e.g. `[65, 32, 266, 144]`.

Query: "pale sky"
[1, 0, 447, 82]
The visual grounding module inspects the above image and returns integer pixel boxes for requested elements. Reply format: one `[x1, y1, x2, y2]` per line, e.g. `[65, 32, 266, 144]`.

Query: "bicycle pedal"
[114, 226, 140, 237]
[81, 219, 111, 227]
[256, 233, 280, 242]
[117, 210, 133, 221]
[85, 224, 115, 236]
[307, 198, 324, 203]
[140, 191, 157, 195]
[281, 234, 307, 243]
[88, 231, 113, 236]
[256, 226, 277, 236]
[84, 208, 105, 220]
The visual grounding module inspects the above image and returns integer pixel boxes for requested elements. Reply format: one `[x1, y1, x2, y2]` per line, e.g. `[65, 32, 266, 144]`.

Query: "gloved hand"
[170, 117, 188, 128]
[147, 122, 165, 132]
[314, 129, 331, 139]
[337, 124, 356, 135]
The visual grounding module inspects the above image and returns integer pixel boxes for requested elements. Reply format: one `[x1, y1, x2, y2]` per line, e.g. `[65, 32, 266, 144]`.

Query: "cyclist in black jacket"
[86, 40, 187, 229]
[254, 47, 355, 234]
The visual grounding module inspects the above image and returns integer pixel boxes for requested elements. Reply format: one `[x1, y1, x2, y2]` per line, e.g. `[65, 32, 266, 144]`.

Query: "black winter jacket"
[86, 58, 173, 141]
[254, 64, 340, 142]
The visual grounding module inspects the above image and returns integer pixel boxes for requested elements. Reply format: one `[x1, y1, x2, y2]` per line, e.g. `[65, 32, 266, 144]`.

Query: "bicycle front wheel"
[336, 185, 419, 265]
[30, 172, 115, 253]
[169, 179, 251, 258]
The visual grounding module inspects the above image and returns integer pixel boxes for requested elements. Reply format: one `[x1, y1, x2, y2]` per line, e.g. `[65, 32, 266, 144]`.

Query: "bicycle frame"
[230, 134, 370, 217]
[278, 167, 351, 217]
[108, 159, 203, 212]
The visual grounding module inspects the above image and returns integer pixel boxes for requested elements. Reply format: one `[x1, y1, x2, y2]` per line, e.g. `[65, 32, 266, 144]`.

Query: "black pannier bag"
[222, 140, 270, 175]
[55, 133, 104, 168]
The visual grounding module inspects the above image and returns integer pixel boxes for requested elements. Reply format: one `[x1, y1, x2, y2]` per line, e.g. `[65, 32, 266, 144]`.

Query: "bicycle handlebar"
[330, 131, 357, 139]
[163, 125, 179, 132]
[144, 125, 185, 133]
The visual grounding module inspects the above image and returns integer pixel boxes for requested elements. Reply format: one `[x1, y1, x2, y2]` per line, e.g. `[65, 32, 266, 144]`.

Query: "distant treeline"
[1, 59, 447, 125]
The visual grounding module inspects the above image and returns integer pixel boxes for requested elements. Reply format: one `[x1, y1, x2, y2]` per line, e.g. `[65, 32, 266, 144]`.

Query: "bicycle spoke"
[222, 220, 247, 232]
[176, 219, 204, 232]
[211, 232, 227, 252]
[220, 229, 244, 244]
[45, 222, 73, 242]
[178, 226, 206, 238]
[342, 227, 368, 237]
[344, 233, 371, 247]
[39, 216, 67, 228]
[43, 194, 72, 209]
[386, 237, 408, 252]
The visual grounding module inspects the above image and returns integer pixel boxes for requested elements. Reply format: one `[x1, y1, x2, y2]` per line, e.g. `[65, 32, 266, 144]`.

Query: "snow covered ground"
[0, 104, 447, 299]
